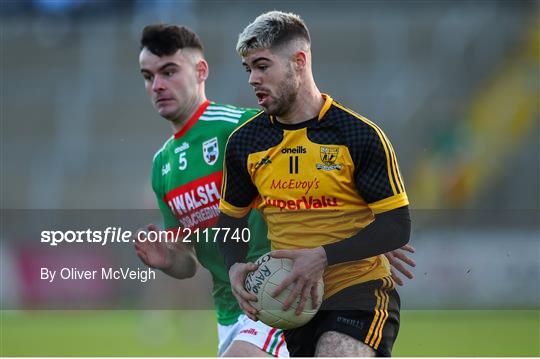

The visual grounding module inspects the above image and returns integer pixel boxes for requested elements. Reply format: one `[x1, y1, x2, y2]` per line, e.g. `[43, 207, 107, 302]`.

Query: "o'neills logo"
[281, 146, 307, 154]
[239, 328, 258, 336]
[265, 195, 338, 210]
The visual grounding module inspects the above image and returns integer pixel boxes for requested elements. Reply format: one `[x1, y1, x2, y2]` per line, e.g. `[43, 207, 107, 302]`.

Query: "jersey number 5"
[178, 152, 188, 170]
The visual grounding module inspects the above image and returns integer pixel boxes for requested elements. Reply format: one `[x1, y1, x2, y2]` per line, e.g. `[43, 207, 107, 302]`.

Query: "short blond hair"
[236, 11, 311, 56]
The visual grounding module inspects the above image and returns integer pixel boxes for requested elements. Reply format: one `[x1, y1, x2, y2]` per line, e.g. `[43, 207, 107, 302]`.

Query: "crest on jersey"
[202, 137, 219, 165]
[316, 146, 342, 171]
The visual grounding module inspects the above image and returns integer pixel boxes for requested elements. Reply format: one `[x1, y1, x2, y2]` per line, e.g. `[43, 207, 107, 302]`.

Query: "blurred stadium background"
[1, 0, 539, 356]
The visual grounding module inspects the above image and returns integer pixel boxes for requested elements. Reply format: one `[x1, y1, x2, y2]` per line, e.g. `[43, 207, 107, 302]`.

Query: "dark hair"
[140, 24, 203, 56]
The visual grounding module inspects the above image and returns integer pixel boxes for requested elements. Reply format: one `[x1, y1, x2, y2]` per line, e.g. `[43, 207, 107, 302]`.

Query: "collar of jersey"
[268, 93, 333, 125]
[272, 117, 318, 130]
[174, 100, 211, 139]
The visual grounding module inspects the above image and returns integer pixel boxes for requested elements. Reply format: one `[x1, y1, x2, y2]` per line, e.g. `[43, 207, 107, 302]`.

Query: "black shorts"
[283, 277, 400, 357]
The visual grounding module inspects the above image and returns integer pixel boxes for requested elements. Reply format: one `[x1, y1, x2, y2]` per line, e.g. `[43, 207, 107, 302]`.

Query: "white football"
[244, 253, 324, 329]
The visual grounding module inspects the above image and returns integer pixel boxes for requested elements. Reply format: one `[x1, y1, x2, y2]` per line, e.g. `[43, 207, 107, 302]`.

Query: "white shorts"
[217, 314, 289, 357]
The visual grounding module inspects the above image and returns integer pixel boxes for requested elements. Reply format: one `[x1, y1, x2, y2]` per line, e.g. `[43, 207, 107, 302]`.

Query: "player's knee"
[315, 331, 376, 357]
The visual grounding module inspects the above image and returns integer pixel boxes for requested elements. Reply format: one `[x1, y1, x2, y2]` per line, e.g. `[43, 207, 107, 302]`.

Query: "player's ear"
[196, 59, 209, 82]
[293, 51, 307, 72]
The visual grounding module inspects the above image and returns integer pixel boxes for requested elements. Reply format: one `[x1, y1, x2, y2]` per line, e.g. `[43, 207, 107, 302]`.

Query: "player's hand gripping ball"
[244, 253, 324, 329]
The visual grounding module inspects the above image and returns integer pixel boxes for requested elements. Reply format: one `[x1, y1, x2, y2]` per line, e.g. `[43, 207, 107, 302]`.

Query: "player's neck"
[276, 85, 324, 125]
[170, 94, 208, 134]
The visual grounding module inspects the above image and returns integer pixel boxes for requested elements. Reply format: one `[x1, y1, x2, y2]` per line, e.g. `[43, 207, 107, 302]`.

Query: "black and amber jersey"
[220, 94, 409, 298]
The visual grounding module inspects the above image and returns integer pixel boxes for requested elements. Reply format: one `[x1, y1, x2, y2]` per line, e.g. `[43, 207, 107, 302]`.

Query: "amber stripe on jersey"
[366, 121, 404, 195]
[371, 125, 401, 196]
[388, 139, 405, 193]
[333, 102, 405, 196]
[387, 140, 404, 194]
[364, 277, 392, 349]
[373, 278, 393, 348]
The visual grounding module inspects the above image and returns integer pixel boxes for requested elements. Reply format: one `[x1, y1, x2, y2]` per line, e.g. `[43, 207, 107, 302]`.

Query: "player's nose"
[248, 71, 261, 87]
[152, 76, 166, 92]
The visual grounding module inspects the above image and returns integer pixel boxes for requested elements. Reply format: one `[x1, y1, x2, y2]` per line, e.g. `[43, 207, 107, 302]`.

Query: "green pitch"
[1, 310, 539, 356]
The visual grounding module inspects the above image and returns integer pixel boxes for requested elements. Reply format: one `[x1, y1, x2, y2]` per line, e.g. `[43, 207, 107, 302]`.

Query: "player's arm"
[216, 212, 260, 320]
[134, 156, 198, 279]
[286, 213, 414, 285]
[322, 124, 412, 264]
[321, 125, 411, 264]
[156, 237, 198, 280]
[216, 133, 260, 320]
[270, 208, 410, 313]
[134, 222, 198, 279]
[321, 206, 410, 265]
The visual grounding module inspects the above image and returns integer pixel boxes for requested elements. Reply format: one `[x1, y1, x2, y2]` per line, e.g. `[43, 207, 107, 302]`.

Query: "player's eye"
[163, 70, 175, 77]
[143, 74, 153, 81]
[244, 67, 252, 73]
[258, 65, 268, 71]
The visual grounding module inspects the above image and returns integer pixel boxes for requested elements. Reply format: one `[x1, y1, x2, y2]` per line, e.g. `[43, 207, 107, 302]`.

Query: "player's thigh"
[322, 278, 400, 357]
[284, 278, 400, 356]
[315, 331, 376, 357]
[222, 315, 288, 357]
[222, 340, 272, 357]
[217, 320, 241, 356]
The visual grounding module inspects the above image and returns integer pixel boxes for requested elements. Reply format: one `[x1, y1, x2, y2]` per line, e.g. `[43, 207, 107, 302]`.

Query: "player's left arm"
[216, 131, 261, 320]
[271, 207, 411, 312]
[321, 124, 411, 266]
[321, 206, 411, 265]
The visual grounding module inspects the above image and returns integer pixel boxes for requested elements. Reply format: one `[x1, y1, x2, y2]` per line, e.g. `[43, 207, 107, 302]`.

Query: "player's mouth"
[255, 91, 270, 106]
[155, 97, 173, 105]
